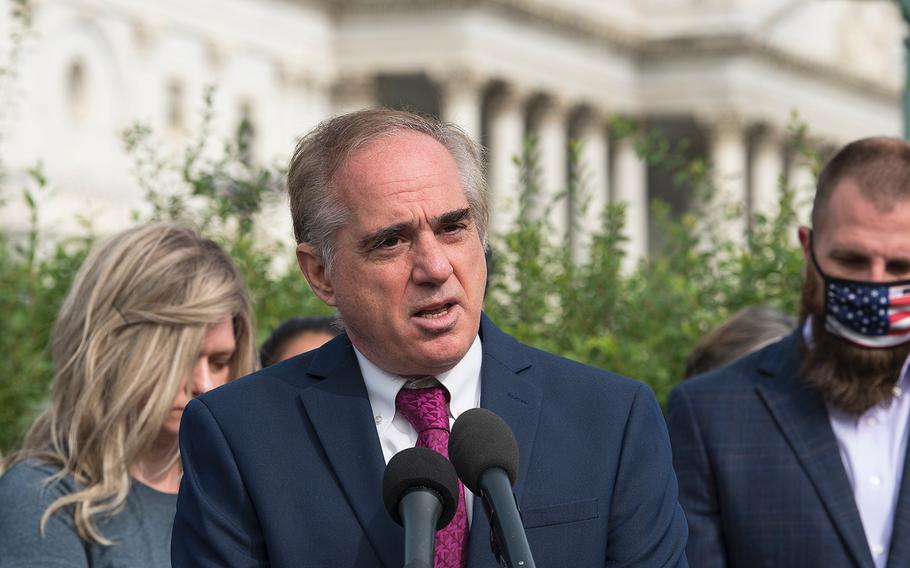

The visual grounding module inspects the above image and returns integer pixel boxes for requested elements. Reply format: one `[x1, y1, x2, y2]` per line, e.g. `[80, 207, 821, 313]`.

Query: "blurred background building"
[0, 0, 903, 264]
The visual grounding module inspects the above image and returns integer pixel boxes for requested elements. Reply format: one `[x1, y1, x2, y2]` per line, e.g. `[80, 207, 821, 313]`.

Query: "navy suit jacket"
[666, 332, 910, 568]
[172, 315, 687, 567]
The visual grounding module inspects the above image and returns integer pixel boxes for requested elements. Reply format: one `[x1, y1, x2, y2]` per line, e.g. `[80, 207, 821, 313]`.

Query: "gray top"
[0, 459, 177, 567]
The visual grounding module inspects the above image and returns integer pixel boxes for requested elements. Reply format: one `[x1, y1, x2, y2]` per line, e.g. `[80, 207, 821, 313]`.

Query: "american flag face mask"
[810, 244, 910, 348]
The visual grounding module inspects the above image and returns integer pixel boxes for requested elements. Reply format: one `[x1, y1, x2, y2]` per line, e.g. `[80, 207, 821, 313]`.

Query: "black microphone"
[383, 447, 461, 568]
[449, 408, 536, 568]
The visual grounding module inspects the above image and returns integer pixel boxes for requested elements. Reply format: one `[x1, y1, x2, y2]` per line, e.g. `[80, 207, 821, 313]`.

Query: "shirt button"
[870, 475, 882, 486]
[894, 386, 903, 397]
[873, 544, 885, 556]
[867, 416, 879, 427]
[374, 415, 383, 425]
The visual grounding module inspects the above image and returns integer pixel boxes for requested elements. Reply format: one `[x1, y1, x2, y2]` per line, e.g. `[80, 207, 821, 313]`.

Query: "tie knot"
[395, 386, 450, 433]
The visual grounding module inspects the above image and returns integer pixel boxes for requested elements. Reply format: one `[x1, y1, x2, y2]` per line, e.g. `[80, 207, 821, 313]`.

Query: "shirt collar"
[355, 335, 483, 435]
[435, 335, 483, 421]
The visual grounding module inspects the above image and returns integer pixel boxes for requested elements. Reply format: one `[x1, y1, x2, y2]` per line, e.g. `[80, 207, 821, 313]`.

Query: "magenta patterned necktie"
[395, 386, 468, 568]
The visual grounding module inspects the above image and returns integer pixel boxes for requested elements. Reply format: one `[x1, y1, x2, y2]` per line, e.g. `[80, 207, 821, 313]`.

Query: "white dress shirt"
[805, 318, 910, 568]
[827, 364, 910, 568]
[354, 335, 483, 523]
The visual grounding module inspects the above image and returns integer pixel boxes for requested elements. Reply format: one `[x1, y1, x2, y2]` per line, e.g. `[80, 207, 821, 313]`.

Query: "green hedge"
[0, 108, 815, 453]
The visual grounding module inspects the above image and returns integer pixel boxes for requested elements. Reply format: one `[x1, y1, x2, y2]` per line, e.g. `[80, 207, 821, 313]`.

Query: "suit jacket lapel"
[467, 316, 542, 568]
[755, 334, 874, 568]
[298, 335, 403, 568]
[886, 423, 910, 566]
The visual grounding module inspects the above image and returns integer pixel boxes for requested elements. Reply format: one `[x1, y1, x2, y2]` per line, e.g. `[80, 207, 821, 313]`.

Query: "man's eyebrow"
[434, 208, 471, 226]
[357, 209, 472, 251]
[829, 248, 869, 259]
[358, 222, 411, 250]
[830, 247, 910, 265]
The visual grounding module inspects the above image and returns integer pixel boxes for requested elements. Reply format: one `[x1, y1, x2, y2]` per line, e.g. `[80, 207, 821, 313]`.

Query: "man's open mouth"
[415, 303, 454, 319]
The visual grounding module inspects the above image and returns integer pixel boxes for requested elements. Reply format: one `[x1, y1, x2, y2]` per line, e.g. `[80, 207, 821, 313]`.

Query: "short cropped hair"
[685, 305, 796, 378]
[287, 108, 489, 272]
[812, 137, 910, 230]
[260, 315, 340, 367]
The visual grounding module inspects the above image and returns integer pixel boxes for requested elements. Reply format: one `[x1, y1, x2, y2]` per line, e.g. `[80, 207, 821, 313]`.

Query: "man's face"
[798, 179, 910, 413]
[801, 179, 910, 284]
[298, 131, 487, 376]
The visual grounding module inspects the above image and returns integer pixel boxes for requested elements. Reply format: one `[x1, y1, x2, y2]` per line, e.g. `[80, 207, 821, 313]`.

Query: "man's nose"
[869, 259, 888, 282]
[411, 236, 454, 285]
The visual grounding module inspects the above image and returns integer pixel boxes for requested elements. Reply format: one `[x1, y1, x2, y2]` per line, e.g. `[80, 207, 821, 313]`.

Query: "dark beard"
[800, 268, 910, 415]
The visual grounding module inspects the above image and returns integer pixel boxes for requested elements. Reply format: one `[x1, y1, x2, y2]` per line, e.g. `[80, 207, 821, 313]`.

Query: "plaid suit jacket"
[666, 332, 910, 568]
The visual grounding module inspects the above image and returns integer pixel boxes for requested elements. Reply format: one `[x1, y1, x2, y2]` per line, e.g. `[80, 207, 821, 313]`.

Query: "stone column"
[750, 125, 784, 220]
[787, 152, 817, 227]
[575, 111, 609, 263]
[533, 96, 571, 240]
[704, 111, 748, 244]
[487, 86, 526, 236]
[435, 69, 484, 142]
[613, 134, 647, 272]
[306, 76, 333, 133]
[279, 64, 328, 147]
[332, 73, 376, 115]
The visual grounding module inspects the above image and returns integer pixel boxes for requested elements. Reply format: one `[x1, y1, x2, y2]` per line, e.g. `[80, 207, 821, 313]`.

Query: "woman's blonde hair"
[3, 223, 257, 544]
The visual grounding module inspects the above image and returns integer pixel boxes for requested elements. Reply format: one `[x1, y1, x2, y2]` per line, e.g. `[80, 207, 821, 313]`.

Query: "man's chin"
[411, 341, 472, 374]
[387, 328, 471, 373]
[803, 316, 910, 414]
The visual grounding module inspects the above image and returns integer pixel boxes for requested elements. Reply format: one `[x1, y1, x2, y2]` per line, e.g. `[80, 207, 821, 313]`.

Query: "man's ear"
[297, 243, 337, 306]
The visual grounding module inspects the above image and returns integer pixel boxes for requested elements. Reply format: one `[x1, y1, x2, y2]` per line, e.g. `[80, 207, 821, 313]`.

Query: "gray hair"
[287, 108, 489, 273]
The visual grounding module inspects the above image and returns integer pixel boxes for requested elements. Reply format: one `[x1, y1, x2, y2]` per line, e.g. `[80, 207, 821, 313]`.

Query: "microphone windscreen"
[448, 408, 519, 494]
[382, 447, 460, 529]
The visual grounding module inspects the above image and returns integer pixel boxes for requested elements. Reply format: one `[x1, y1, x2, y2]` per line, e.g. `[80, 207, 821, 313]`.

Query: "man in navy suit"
[171, 109, 687, 567]
[667, 137, 910, 568]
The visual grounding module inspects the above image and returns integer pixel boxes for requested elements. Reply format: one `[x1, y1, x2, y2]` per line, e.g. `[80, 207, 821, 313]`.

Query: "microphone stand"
[400, 490, 443, 568]
[479, 470, 536, 568]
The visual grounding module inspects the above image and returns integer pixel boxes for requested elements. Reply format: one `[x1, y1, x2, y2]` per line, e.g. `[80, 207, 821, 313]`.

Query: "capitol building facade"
[0, 0, 903, 263]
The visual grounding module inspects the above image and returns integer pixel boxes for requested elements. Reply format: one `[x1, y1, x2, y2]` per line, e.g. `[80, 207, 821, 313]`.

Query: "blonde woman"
[0, 224, 256, 567]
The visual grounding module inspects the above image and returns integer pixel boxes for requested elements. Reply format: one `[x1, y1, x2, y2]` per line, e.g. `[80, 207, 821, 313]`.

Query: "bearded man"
[667, 137, 910, 568]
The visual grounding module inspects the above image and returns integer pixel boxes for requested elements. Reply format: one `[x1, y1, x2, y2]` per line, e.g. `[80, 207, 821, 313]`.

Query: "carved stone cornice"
[327, 0, 642, 52]
[328, 0, 899, 102]
[645, 35, 899, 101]
[331, 72, 377, 98]
[486, 81, 533, 114]
[532, 93, 574, 122]
[695, 107, 749, 138]
[426, 66, 488, 95]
